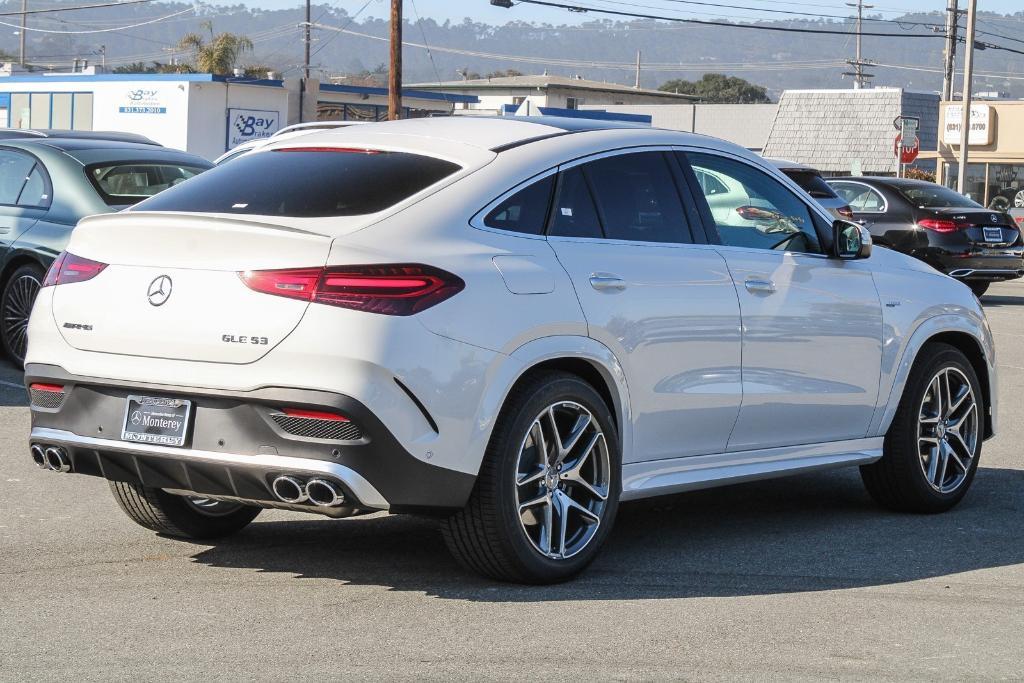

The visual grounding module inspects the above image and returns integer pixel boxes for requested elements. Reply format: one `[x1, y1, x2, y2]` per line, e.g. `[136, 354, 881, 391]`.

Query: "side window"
[17, 165, 48, 207]
[547, 166, 602, 239]
[0, 150, 37, 206]
[831, 182, 885, 212]
[483, 175, 554, 235]
[685, 152, 822, 254]
[583, 152, 691, 244]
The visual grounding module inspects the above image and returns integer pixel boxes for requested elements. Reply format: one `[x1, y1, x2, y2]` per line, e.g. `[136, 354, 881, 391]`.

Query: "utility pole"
[388, 0, 402, 120]
[941, 0, 960, 100]
[634, 50, 641, 89]
[956, 0, 978, 195]
[844, 0, 874, 89]
[299, 0, 311, 123]
[19, 0, 26, 66]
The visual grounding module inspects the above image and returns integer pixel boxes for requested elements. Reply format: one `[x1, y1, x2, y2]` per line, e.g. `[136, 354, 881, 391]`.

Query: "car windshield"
[134, 148, 461, 217]
[897, 184, 982, 209]
[781, 170, 839, 200]
[87, 162, 210, 206]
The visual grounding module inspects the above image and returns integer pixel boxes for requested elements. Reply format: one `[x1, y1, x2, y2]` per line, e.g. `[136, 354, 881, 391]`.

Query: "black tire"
[109, 481, 261, 539]
[441, 371, 621, 583]
[860, 343, 983, 513]
[968, 281, 989, 298]
[1, 262, 44, 367]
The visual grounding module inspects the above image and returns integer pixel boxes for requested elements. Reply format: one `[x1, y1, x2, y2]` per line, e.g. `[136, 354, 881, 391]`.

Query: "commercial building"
[935, 100, 1024, 210]
[581, 103, 778, 151]
[410, 74, 698, 115]
[762, 88, 939, 176]
[0, 72, 476, 160]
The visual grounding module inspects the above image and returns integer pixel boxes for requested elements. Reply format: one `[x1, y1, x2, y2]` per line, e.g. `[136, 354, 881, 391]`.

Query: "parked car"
[828, 176, 1023, 297]
[27, 118, 995, 583]
[213, 121, 365, 165]
[767, 159, 854, 219]
[0, 136, 211, 365]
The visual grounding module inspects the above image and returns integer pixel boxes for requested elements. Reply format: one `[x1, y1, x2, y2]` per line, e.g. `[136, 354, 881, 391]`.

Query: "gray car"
[0, 135, 210, 365]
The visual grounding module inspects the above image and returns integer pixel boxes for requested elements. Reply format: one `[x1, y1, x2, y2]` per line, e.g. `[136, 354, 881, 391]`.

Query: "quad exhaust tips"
[31, 444, 71, 473]
[270, 475, 345, 507]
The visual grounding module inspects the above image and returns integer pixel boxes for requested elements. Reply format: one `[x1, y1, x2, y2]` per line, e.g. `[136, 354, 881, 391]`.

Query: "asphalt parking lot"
[2, 283, 1024, 681]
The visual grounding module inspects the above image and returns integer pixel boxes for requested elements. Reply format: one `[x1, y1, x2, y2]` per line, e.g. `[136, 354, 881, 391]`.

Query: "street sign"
[895, 134, 920, 164]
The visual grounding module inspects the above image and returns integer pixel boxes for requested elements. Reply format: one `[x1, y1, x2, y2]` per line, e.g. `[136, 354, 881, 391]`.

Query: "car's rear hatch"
[50, 212, 339, 364]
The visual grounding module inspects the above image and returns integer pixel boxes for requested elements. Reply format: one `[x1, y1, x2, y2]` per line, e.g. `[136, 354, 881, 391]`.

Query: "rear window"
[780, 170, 839, 199]
[87, 162, 210, 207]
[135, 149, 461, 217]
[897, 184, 982, 209]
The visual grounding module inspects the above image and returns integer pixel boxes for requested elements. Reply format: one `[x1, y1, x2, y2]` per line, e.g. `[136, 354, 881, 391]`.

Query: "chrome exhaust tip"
[271, 475, 307, 504]
[30, 444, 47, 469]
[43, 446, 71, 473]
[306, 478, 344, 507]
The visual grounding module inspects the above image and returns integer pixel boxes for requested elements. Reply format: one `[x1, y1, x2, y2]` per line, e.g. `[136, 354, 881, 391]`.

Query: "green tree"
[658, 74, 771, 103]
[177, 21, 254, 75]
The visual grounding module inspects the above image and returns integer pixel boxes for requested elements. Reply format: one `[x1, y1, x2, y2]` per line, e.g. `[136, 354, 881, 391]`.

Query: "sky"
[246, 0, 1024, 22]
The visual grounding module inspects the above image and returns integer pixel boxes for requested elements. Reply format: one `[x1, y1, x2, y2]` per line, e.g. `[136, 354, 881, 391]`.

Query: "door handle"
[744, 278, 776, 294]
[589, 274, 626, 292]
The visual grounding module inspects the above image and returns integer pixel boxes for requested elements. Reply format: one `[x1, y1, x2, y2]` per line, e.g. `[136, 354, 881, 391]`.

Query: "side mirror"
[832, 220, 872, 260]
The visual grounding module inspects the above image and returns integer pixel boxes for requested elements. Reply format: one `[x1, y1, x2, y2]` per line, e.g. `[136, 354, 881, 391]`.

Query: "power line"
[0, 0, 159, 17]
[0, 6, 192, 33]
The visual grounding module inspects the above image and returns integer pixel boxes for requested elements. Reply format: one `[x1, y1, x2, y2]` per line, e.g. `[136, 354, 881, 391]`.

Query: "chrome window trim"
[827, 179, 889, 214]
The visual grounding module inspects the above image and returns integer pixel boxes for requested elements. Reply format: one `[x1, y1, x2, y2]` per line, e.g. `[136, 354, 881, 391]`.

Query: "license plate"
[122, 395, 192, 447]
[984, 227, 1004, 242]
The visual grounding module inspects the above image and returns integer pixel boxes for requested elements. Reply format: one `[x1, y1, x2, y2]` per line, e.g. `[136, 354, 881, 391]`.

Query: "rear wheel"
[968, 281, 989, 298]
[109, 481, 261, 539]
[860, 343, 983, 513]
[1, 263, 44, 366]
[442, 371, 620, 583]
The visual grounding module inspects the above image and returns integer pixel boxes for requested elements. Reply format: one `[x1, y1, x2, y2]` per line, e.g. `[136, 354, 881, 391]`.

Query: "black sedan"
[828, 177, 1023, 297]
[0, 134, 211, 365]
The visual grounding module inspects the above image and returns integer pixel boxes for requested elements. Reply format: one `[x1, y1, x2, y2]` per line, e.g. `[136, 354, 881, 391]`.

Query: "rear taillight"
[42, 252, 108, 287]
[837, 205, 854, 219]
[282, 408, 349, 421]
[29, 383, 64, 393]
[239, 264, 464, 316]
[918, 218, 969, 233]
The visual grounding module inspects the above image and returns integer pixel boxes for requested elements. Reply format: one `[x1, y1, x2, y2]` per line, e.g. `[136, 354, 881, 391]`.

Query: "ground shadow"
[189, 465, 1024, 601]
[0, 359, 26, 407]
[981, 293, 1024, 308]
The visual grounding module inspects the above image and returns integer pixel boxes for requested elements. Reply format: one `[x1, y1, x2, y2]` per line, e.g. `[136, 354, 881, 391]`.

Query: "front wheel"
[860, 343, 983, 513]
[442, 371, 621, 583]
[968, 281, 990, 298]
[109, 482, 261, 539]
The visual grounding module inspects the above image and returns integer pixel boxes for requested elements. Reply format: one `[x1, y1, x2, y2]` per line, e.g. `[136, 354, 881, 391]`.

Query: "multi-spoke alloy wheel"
[515, 401, 610, 560]
[1, 266, 43, 365]
[442, 372, 620, 583]
[917, 367, 978, 494]
[860, 343, 983, 513]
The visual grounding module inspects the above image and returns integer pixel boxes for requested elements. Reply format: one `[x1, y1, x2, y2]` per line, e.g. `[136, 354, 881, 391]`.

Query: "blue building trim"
[536, 107, 652, 124]
[319, 82, 477, 104]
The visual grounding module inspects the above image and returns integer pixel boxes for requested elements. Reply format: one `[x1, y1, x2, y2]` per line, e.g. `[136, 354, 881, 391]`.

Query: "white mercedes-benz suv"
[26, 117, 996, 583]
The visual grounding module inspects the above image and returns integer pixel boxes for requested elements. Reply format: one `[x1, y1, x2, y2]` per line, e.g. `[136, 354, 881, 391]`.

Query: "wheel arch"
[0, 252, 46, 290]
[874, 314, 995, 439]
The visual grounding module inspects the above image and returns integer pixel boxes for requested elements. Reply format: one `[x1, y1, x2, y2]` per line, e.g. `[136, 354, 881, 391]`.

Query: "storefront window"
[942, 162, 986, 204]
[8, 92, 93, 130]
[986, 164, 1024, 210]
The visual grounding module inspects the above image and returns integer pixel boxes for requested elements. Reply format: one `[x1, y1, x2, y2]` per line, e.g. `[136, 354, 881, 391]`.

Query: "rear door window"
[135, 149, 461, 217]
[547, 166, 603, 239]
[0, 150, 37, 205]
[583, 152, 691, 244]
[17, 165, 49, 207]
[830, 182, 886, 212]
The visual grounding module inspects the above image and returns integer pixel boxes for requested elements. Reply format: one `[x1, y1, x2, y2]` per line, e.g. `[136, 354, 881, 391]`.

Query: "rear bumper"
[26, 363, 477, 514]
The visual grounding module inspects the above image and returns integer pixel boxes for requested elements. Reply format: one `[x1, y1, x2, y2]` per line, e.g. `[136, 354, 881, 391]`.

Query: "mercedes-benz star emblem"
[130, 410, 143, 425]
[147, 275, 173, 307]
[991, 214, 1000, 223]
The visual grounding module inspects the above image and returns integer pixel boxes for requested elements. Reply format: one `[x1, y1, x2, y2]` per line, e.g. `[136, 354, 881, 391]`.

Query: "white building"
[410, 74, 698, 116]
[0, 72, 477, 160]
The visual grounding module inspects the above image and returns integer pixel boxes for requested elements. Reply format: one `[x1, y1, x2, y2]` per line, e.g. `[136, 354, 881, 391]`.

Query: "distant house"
[409, 74, 698, 115]
[762, 88, 939, 176]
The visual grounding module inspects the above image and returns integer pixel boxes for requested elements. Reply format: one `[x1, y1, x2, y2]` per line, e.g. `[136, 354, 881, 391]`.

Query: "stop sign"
[895, 134, 920, 164]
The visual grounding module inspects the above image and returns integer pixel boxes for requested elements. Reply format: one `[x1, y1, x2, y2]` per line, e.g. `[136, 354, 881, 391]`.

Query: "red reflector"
[918, 218, 967, 233]
[29, 383, 64, 393]
[273, 147, 380, 154]
[239, 264, 464, 316]
[282, 408, 350, 422]
[837, 205, 854, 218]
[42, 252, 107, 287]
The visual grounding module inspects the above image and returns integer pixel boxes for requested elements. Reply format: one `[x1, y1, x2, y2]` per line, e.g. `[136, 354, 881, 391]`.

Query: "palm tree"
[177, 21, 254, 75]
